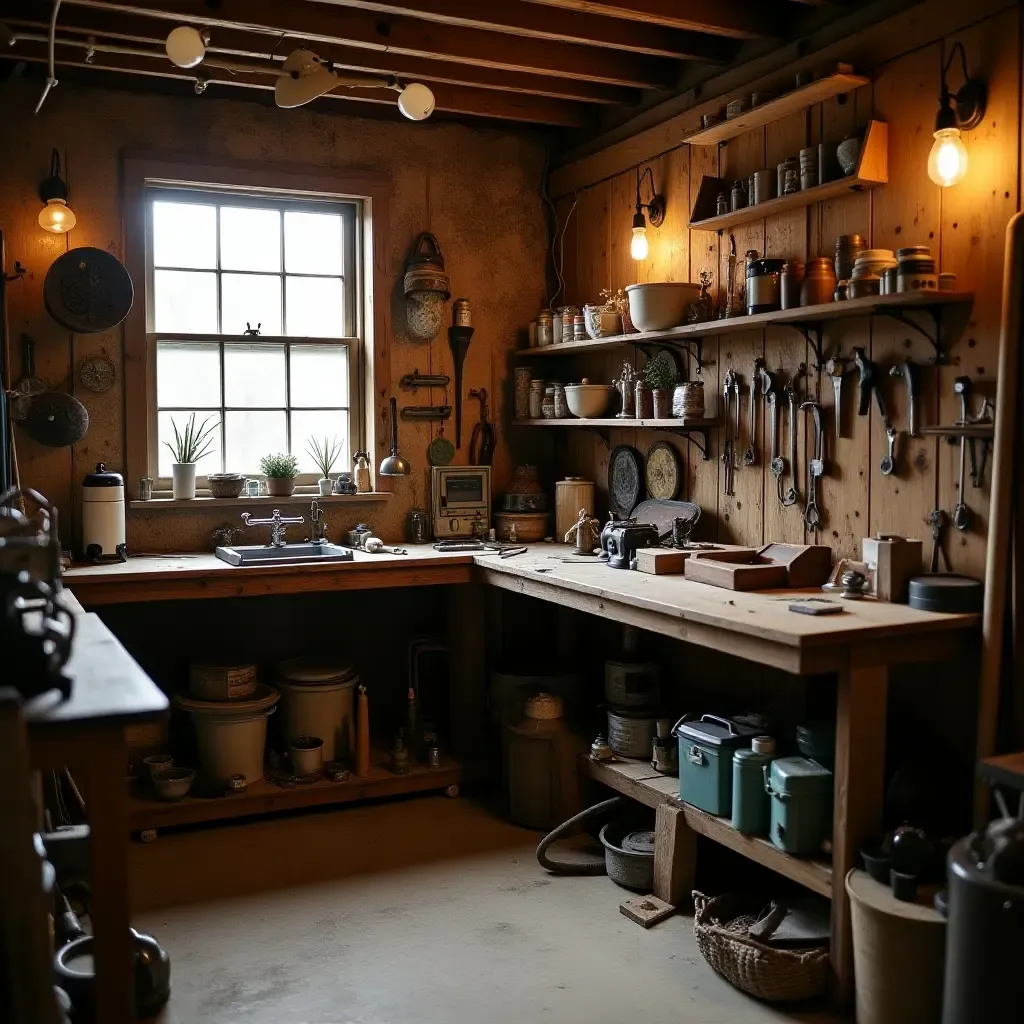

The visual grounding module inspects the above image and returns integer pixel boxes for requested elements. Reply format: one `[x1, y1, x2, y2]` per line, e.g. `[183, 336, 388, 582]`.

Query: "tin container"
[139, 477, 154, 501]
[764, 756, 834, 855]
[407, 508, 431, 544]
[716, 192, 729, 216]
[529, 380, 545, 419]
[801, 257, 837, 307]
[672, 714, 760, 816]
[607, 707, 658, 758]
[452, 297, 472, 328]
[781, 260, 805, 310]
[573, 314, 587, 341]
[189, 661, 258, 702]
[553, 382, 569, 418]
[746, 257, 786, 315]
[731, 736, 775, 836]
[730, 180, 746, 212]
[604, 660, 660, 708]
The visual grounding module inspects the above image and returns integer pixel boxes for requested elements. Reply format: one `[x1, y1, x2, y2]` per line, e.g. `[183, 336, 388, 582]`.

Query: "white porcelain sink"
[215, 543, 355, 566]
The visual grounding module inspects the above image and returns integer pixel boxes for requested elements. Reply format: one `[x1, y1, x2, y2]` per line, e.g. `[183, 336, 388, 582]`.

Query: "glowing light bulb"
[631, 225, 648, 261]
[927, 127, 968, 187]
[38, 198, 76, 234]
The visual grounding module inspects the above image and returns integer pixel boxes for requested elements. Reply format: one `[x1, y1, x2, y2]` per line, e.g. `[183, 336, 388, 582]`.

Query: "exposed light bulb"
[166, 26, 206, 69]
[398, 83, 435, 121]
[631, 225, 648, 261]
[927, 127, 968, 187]
[38, 198, 76, 234]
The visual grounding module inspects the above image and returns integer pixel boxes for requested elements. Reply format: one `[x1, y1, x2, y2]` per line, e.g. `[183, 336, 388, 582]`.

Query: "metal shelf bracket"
[877, 305, 947, 364]
[776, 321, 826, 369]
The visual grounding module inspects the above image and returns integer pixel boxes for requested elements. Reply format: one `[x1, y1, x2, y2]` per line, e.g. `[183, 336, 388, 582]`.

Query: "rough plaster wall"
[0, 81, 548, 550]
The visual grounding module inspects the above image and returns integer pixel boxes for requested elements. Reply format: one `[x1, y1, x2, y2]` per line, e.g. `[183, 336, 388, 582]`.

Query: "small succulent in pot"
[164, 413, 218, 499]
[259, 452, 300, 497]
[306, 435, 344, 496]
[643, 359, 679, 419]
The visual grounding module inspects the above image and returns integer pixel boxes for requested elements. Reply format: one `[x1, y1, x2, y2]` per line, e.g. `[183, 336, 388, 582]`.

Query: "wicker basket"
[692, 891, 830, 1003]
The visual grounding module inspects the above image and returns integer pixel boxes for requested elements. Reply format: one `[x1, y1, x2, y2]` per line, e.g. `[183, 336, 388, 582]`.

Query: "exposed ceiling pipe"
[35, 0, 62, 112]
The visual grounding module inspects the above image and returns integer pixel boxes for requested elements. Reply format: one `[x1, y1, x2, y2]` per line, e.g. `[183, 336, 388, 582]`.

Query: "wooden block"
[619, 894, 675, 928]
[684, 550, 787, 590]
[653, 802, 697, 908]
[862, 536, 923, 603]
[635, 544, 750, 575]
[759, 543, 834, 588]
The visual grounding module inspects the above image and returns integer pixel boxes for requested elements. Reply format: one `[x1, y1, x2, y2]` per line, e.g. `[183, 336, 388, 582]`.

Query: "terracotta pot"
[267, 476, 295, 497]
[652, 388, 673, 419]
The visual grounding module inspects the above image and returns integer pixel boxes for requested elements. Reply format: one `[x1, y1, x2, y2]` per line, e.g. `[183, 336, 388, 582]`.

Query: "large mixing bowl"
[625, 282, 701, 332]
[564, 384, 615, 418]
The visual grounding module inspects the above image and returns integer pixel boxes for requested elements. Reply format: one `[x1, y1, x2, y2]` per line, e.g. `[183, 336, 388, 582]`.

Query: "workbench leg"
[85, 727, 134, 1024]
[653, 803, 697, 909]
[831, 665, 888, 1007]
[448, 582, 487, 768]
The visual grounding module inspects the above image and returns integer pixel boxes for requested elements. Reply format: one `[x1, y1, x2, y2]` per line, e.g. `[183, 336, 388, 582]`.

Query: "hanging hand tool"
[468, 387, 495, 466]
[744, 357, 764, 465]
[969, 396, 994, 486]
[880, 423, 898, 476]
[800, 401, 825, 530]
[825, 355, 847, 439]
[854, 348, 898, 477]
[448, 324, 473, 448]
[400, 370, 451, 390]
[928, 508, 950, 572]
[401, 406, 451, 420]
[721, 369, 737, 496]
[782, 382, 798, 506]
[952, 376, 972, 531]
[761, 366, 786, 507]
[889, 360, 919, 437]
[730, 371, 741, 464]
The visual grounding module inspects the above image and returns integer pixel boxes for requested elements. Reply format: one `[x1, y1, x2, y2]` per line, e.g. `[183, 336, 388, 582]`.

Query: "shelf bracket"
[632, 338, 704, 375]
[776, 321, 826, 370]
[876, 306, 947, 364]
[658, 425, 711, 461]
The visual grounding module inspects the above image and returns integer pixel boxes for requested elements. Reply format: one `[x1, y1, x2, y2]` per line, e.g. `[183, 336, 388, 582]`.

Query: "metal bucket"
[599, 819, 655, 891]
[606, 707, 657, 758]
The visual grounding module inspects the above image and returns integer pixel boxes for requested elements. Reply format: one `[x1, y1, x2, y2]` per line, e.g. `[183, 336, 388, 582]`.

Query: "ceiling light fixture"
[38, 148, 76, 234]
[165, 25, 207, 69]
[927, 41, 986, 188]
[630, 166, 665, 261]
[397, 82, 435, 121]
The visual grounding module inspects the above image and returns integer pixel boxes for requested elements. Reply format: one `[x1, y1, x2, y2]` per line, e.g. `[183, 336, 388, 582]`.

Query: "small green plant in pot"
[644, 359, 678, 419]
[306, 436, 344, 496]
[164, 413, 218, 499]
[260, 452, 300, 497]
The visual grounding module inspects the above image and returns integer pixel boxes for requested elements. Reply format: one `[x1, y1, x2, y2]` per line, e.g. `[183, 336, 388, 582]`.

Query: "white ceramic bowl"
[625, 283, 701, 332]
[564, 384, 615, 418]
[152, 767, 196, 801]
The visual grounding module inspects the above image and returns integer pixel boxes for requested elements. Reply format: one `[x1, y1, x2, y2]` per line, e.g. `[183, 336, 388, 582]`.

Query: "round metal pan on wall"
[608, 444, 643, 516]
[44, 247, 134, 333]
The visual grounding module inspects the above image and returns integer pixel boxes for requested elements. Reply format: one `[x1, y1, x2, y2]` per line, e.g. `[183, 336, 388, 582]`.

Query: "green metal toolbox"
[672, 714, 760, 816]
[764, 756, 834, 855]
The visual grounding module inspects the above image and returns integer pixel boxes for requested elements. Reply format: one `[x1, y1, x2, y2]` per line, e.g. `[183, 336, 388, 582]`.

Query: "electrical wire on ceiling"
[541, 143, 578, 311]
[34, 0, 61, 113]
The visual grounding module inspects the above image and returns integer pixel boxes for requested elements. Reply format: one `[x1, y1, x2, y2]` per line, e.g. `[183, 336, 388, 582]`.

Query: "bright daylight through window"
[149, 191, 358, 480]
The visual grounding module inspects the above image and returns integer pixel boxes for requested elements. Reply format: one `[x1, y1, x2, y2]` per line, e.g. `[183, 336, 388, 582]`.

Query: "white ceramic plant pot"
[171, 462, 196, 500]
[318, 478, 333, 496]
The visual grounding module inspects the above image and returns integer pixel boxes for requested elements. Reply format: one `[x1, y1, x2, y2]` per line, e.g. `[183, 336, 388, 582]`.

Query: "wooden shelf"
[130, 492, 391, 511]
[921, 424, 995, 439]
[689, 120, 887, 232]
[684, 71, 870, 147]
[128, 751, 461, 832]
[513, 417, 717, 430]
[580, 755, 833, 899]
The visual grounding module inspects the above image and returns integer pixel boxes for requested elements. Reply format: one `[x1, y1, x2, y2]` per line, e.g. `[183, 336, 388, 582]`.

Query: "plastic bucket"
[189, 707, 275, 786]
[276, 678, 356, 761]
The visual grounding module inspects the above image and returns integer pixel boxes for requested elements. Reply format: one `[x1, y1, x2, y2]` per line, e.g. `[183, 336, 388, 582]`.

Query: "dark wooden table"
[24, 597, 168, 1024]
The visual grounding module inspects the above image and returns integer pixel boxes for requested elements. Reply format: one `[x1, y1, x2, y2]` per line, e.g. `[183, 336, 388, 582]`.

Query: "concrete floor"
[133, 796, 838, 1024]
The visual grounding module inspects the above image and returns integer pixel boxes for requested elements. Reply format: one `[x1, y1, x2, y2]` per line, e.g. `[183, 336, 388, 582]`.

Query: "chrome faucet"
[308, 498, 327, 545]
[240, 508, 304, 547]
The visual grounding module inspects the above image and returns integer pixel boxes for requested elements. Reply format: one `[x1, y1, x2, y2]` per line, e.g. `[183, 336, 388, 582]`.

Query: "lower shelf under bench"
[580, 755, 833, 899]
[129, 752, 461, 834]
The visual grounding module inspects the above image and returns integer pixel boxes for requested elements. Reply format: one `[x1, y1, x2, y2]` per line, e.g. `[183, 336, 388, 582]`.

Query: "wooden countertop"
[64, 544, 979, 675]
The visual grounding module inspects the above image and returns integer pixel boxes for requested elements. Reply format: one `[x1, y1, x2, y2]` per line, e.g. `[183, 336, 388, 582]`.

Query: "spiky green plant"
[164, 413, 218, 465]
[644, 359, 678, 392]
[306, 435, 344, 478]
[259, 452, 300, 479]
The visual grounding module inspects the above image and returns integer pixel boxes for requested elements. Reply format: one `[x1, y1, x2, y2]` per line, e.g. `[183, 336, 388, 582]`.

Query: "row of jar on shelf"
[514, 365, 706, 422]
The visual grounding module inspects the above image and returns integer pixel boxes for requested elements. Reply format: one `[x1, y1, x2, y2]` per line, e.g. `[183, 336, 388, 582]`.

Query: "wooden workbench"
[63, 544, 980, 1003]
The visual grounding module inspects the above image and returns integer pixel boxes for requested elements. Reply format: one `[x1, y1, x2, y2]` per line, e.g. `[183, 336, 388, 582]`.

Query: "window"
[146, 188, 360, 482]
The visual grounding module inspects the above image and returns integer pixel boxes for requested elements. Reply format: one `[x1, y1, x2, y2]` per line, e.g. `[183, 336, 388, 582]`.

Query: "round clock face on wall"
[645, 441, 681, 501]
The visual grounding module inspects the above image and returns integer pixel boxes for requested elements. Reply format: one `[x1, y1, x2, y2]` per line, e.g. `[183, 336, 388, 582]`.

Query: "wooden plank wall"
[548, 3, 1021, 581]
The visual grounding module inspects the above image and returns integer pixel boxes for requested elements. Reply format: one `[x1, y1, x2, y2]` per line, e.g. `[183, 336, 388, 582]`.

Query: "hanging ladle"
[379, 396, 411, 476]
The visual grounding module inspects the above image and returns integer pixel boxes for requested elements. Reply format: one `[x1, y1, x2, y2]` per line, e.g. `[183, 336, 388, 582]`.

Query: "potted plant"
[306, 435, 343, 496]
[259, 452, 300, 497]
[164, 413, 218, 500]
[644, 359, 678, 419]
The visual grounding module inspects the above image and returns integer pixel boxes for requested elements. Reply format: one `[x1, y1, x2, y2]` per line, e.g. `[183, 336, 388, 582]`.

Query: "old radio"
[431, 466, 491, 539]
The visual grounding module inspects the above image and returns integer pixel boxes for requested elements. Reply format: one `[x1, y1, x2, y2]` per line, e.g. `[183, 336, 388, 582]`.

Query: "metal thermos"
[81, 462, 126, 562]
[731, 736, 775, 836]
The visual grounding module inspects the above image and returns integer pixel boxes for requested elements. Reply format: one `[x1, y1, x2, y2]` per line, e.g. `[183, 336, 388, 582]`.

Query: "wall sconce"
[38, 149, 76, 234]
[927, 41, 986, 188]
[631, 166, 665, 261]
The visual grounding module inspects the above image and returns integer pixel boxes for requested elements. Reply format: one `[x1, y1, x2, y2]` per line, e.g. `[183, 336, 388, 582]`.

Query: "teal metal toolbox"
[764, 756, 834, 855]
[672, 714, 760, 816]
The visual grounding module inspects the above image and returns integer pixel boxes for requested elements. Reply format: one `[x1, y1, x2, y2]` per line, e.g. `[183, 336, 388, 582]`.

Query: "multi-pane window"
[147, 189, 359, 481]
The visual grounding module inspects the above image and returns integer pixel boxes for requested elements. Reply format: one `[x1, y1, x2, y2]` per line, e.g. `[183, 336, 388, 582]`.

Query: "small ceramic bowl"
[860, 846, 893, 884]
[152, 767, 195, 801]
[143, 754, 174, 777]
[207, 473, 246, 498]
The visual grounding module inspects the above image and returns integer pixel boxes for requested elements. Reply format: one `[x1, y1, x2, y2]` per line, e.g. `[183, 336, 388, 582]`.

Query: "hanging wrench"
[825, 355, 847, 439]
[744, 357, 764, 465]
[890, 360, 919, 437]
[800, 401, 824, 530]
[730, 370, 741, 468]
[928, 508, 950, 572]
[721, 370, 736, 496]
[782, 382, 798, 506]
[880, 422, 898, 476]
[952, 377, 972, 531]
[761, 367, 786, 507]
[853, 347, 889, 422]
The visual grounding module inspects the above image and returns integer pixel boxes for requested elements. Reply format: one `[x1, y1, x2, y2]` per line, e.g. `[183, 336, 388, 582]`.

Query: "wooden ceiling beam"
[308, 0, 736, 61]
[519, 0, 789, 39]
[59, 0, 680, 88]
[12, 8, 638, 104]
[6, 39, 590, 125]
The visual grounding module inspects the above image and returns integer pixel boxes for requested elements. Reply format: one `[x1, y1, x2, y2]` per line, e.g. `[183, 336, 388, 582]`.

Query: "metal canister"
[407, 508, 431, 544]
[452, 297, 472, 327]
[731, 735, 775, 836]
[606, 707, 658, 758]
[573, 314, 586, 340]
[746, 257, 785, 315]
[730, 180, 746, 212]
[780, 260, 805, 311]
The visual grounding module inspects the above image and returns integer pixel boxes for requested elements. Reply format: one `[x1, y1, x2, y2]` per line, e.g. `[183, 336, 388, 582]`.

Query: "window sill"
[129, 493, 391, 511]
